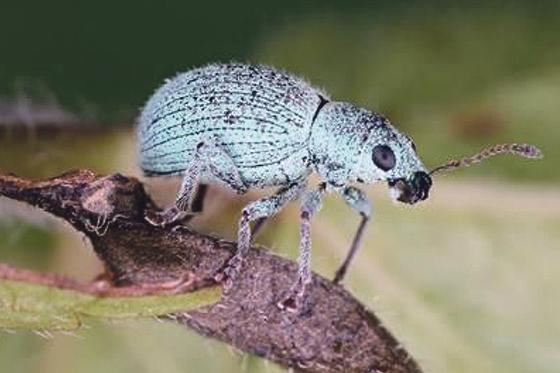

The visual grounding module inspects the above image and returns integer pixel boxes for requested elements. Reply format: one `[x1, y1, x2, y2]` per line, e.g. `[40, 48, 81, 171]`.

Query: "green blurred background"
[0, 1, 559, 372]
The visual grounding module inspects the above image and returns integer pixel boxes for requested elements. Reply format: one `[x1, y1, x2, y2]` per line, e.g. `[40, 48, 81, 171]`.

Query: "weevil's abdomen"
[138, 63, 325, 187]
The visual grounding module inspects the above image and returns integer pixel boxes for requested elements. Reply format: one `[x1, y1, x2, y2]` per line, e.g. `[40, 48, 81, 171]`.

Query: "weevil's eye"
[372, 145, 396, 171]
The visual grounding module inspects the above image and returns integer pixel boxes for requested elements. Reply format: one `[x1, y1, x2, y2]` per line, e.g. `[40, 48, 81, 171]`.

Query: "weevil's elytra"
[139, 64, 323, 188]
[137, 62, 541, 309]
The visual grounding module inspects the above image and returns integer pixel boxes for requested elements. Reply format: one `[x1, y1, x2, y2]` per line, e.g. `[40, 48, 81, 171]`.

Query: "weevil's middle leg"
[220, 182, 306, 286]
[278, 184, 325, 311]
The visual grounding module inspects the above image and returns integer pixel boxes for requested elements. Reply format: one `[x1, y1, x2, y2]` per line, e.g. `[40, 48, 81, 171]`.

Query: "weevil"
[137, 63, 542, 309]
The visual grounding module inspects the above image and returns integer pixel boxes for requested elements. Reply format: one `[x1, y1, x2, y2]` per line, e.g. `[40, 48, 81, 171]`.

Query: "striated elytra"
[137, 63, 430, 310]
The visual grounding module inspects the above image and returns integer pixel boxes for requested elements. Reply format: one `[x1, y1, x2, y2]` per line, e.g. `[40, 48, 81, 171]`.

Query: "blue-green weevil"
[137, 63, 542, 309]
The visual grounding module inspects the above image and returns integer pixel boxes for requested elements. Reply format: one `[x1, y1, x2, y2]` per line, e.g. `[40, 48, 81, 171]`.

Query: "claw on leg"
[213, 210, 250, 289]
[145, 205, 192, 227]
[217, 253, 245, 291]
[277, 277, 309, 312]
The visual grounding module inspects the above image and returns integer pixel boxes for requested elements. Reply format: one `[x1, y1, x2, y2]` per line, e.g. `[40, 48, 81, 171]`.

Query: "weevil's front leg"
[221, 182, 306, 286]
[146, 140, 246, 226]
[278, 183, 326, 311]
[333, 186, 372, 284]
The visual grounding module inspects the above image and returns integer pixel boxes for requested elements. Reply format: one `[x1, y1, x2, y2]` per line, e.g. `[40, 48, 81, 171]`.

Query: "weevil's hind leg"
[278, 184, 326, 311]
[176, 183, 208, 224]
[333, 186, 372, 284]
[146, 140, 246, 227]
[220, 182, 306, 287]
[145, 160, 203, 227]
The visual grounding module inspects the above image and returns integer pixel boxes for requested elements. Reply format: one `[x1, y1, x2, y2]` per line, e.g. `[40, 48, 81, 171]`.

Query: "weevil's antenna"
[429, 143, 543, 176]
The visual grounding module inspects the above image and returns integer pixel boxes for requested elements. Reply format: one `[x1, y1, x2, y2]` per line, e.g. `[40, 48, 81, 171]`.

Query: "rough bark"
[0, 170, 423, 373]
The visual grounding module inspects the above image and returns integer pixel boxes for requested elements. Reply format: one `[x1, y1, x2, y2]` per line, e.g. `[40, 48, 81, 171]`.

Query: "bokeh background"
[1, 1, 559, 372]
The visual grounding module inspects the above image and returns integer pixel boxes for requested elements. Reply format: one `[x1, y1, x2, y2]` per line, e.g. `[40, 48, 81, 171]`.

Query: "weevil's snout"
[412, 171, 433, 201]
[388, 171, 432, 204]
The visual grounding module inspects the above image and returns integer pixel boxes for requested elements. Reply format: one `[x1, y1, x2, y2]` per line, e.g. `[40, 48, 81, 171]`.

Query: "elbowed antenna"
[429, 143, 543, 176]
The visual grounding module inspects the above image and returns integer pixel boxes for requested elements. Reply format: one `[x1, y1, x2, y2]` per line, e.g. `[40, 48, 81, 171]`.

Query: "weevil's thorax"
[309, 102, 428, 188]
[309, 102, 377, 186]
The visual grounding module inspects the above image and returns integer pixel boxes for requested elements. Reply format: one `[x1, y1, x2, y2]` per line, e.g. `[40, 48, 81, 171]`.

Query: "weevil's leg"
[198, 139, 247, 195]
[146, 140, 246, 226]
[249, 187, 290, 242]
[278, 183, 326, 311]
[190, 184, 207, 213]
[176, 183, 208, 225]
[221, 182, 306, 285]
[332, 186, 372, 284]
[145, 158, 203, 226]
[249, 216, 267, 242]
[182, 139, 247, 202]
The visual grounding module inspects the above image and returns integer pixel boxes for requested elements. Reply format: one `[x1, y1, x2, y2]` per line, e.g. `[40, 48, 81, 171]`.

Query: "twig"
[0, 170, 423, 373]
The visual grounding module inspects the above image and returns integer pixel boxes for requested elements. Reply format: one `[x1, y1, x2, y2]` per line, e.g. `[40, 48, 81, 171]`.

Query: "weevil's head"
[355, 114, 432, 205]
[310, 102, 431, 204]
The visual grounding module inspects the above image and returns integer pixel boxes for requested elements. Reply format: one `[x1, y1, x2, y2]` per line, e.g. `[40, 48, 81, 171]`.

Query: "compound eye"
[372, 145, 396, 171]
